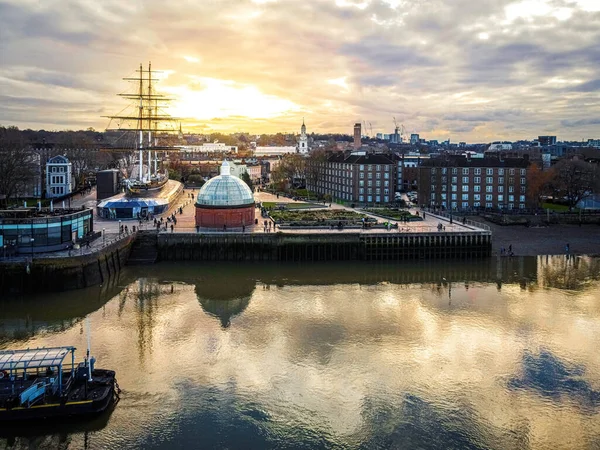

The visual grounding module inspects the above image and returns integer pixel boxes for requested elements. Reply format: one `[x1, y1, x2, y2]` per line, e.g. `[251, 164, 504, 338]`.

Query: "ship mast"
[103, 63, 181, 183]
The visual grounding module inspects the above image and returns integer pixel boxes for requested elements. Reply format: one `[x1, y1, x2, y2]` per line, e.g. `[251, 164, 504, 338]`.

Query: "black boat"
[0, 346, 120, 421]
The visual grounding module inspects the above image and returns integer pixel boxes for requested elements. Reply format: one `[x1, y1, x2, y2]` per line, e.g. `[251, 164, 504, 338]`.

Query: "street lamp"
[30, 238, 35, 256]
[102, 228, 106, 246]
[118, 220, 122, 234]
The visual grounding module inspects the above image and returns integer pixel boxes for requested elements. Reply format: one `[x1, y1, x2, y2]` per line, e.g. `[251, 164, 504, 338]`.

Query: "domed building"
[195, 161, 255, 228]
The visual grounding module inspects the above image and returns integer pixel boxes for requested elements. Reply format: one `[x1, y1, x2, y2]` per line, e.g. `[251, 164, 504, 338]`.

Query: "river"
[1, 256, 599, 449]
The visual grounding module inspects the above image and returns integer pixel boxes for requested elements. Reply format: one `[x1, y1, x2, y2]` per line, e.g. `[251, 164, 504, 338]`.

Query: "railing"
[423, 208, 490, 231]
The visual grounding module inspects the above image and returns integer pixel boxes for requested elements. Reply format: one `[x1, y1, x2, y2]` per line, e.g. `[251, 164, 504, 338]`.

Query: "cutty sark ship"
[0, 346, 119, 421]
[105, 63, 181, 195]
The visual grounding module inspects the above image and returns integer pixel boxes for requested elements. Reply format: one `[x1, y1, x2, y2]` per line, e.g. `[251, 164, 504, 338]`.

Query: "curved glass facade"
[196, 176, 254, 207]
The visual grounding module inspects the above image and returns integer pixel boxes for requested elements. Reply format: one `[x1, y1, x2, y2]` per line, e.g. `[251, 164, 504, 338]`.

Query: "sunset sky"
[1, 0, 599, 141]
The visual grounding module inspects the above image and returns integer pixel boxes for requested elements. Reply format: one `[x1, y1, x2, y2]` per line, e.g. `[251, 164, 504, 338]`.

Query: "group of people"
[500, 244, 514, 257]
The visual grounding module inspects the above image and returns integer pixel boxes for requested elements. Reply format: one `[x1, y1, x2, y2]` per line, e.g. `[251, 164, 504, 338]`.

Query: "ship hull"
[0, 369, 118, 422]
[127, 177, 169, 195]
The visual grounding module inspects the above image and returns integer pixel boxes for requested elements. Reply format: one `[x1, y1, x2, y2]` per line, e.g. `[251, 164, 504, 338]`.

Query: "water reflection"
[0, 256, 599, 449]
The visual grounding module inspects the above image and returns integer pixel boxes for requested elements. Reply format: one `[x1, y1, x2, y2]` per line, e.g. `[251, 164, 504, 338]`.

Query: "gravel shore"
[481, 222, 600, 256]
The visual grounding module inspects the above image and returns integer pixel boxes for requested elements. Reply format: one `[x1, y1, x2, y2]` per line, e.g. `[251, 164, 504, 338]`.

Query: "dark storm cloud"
[0, 0, 599, 140]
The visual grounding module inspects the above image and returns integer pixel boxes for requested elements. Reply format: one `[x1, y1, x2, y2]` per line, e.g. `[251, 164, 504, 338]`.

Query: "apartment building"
[307, 152, 397, 204]
[418, 155, 530, 211]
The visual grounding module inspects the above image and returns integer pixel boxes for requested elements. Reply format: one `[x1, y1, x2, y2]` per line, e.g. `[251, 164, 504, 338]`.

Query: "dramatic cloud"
[0, 0, 599, 141]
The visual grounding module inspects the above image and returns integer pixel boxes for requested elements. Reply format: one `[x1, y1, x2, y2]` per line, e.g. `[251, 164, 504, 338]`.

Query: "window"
[462, 185, 469, 192]
[474, 185, 480, 192]
[367, 188, 372, 194]
[384, 180, 389, 187]
[486, 177, 493, 184]
[452, 168, 458, 174]
[368, 172, 373, 179]
[498, 177, 504, 184]
[462, 177, 469, 184]
[486, 202, 493, 208]
[498, 186, 504, 193]
[441, 193, 447, 200]
[368, 165, 372, 171]
[520, 195, 525, 202]
[487, 168, 494, 175]
[360, 172, 364, 179]
[520, 169, 526, 175]
[474, 168, 481, 175]
[509, 186, 514, 193]
[509, 177, 514, 184]
[359, 180, 364, 187]
[451, 202, 457, 209]
[462, 202, 469, 209]
[520, 178, 526, 185]
[367, 195, 373, 202]
[384, 196, 389, 202]
[474, 177, 481, 184]
[376, 180, 381, 187]
[431, 193, 436, 200]
[368, 180, 372, 187]
[451, 185, 457, 192]
[486, 194, 493, 201]
[376, 165, 381, 171]
[462, 194, 469, 200]
[451, 194, 457, 200]
[520, 186, 526, 194]
[360, 165, 364, 171]
[474, 194, 480, 201]
[384, 172, 389, 179]
[385, 166, 390, 171]
[359, 188, 364, 194]
[474, 202, 481, 208]
[498, 169, 504, 175]
[359, 195, 364, 202]
[508, 203, 514, 209]
[376, 173, 381, 179]
[486, 185, 493, 192]
[431, 168, 437, 174]
[442, 185, 447, 191]
[519, 203, 525, 209]
[442, 176, 447, 183]
[442, 168, 447, 174]
[508, 195, 514, 202]
[498, 195, 504, 202]
[462, 168, 469, 175]
[509, 169, 515, 175]
[376, 189, 381, 195]
[431, 184, 437, 191]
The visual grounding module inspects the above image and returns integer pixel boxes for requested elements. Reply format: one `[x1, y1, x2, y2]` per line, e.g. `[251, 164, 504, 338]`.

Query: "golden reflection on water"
[1, 256, 599, 449]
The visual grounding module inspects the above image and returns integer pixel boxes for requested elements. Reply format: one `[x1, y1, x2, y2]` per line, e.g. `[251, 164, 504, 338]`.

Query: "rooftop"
[0, 346, 75, 371]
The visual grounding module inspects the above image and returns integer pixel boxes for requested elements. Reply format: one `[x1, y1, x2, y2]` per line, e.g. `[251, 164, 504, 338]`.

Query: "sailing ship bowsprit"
[105, 63, 181, 195]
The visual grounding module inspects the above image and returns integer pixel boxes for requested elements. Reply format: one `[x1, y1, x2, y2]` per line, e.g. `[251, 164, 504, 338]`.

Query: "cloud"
[0, 0, 599, 140]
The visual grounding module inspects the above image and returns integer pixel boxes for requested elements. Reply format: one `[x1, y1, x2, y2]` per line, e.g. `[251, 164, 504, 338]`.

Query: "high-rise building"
[354, 123, 361, 149]
[538, 136, 557, 146]
[410, 134, 420, 145]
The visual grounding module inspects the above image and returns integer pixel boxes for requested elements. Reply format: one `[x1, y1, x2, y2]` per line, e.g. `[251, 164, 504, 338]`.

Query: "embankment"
[0, 234, 135, 294]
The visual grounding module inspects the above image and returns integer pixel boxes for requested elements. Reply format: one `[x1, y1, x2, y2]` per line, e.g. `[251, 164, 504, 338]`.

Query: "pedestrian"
[565, 243, 570, 254]
[508, 244, 512, 253]
[196, 225, 200, 232]
[423, 212, 426, 220]
[171, 224, 174, 233]
[242, 224, 245, 233]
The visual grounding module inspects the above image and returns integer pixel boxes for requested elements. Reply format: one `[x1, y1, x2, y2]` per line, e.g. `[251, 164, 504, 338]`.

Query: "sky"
[0, 0, 599, 142]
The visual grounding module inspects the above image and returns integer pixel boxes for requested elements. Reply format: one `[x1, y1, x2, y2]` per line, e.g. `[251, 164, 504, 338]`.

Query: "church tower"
[298, 118, 308, 155]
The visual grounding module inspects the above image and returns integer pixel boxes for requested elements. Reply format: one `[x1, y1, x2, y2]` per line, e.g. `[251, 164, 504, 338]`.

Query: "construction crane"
[369, 122, 373, 137]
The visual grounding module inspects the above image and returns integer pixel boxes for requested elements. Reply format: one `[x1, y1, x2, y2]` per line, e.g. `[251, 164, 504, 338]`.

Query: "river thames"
[1, 256, 599, 449]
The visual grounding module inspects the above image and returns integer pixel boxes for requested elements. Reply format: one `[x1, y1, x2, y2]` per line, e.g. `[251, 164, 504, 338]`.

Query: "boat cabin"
[0, 346, 93, 409]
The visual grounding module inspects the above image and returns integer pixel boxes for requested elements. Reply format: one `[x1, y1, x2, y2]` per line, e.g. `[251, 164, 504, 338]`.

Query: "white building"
[180, 143, 238, 154]
[254, 146, 297, 157]
[46, 155, 73, 198]
[297, 119, 308, 155]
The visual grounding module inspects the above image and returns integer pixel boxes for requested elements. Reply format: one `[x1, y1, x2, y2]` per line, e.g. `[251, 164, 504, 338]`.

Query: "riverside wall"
[157, 231, 492, 262]
[0, 234, 135, 294]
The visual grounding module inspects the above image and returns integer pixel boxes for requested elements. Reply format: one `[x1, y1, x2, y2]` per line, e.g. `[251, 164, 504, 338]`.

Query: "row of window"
[438, 201, 526, 210]
[433, 176, 526, 184]
[49, 175, 66, 184]
[49, 166, 67, 173]
[359, 195, 390, 203]
[431, 193, 526, 202]
[432, 185, 526, 193]
[431, 168, 526, 176]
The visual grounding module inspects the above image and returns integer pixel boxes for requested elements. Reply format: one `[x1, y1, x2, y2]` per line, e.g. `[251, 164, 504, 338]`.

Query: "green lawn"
[261, 202, 319, 210]
[270, 209, 371, 225]
[541, 202, 578, 212]
[363, 208, 422, 221]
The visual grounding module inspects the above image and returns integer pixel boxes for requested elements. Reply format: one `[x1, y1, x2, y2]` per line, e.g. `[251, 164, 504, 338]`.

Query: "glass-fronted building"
[0, 208, 93, 254]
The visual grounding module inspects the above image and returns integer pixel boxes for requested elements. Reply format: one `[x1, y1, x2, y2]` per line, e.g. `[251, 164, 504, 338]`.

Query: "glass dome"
[195, 162, 255, 207]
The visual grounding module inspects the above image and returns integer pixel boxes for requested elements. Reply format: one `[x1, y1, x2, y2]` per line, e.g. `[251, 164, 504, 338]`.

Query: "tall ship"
[104, 63, 181, 196]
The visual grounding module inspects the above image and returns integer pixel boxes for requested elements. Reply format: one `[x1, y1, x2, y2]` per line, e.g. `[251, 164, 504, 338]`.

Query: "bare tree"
[55, 131, 98, 187]
[0, 126, 38, 207]
[551, 159, 598, 210]
[271, 154, 306, 191]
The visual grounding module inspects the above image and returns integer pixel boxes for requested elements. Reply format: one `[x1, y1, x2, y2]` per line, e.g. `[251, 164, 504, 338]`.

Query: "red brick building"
[418, 155, 531, 211]
[195, 161, 255, 228]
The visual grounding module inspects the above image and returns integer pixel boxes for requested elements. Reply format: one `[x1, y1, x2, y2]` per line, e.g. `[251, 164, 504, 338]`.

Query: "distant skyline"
[1, 0, 599, 141]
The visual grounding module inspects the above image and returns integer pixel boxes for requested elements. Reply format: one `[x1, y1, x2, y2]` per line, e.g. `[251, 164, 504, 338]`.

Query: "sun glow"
[165, 77, 297, 121]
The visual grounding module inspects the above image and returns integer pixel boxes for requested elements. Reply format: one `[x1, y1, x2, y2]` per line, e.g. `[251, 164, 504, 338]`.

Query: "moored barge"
[0, 346, 119, 421]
